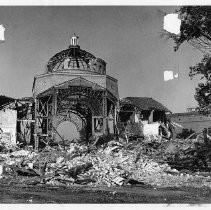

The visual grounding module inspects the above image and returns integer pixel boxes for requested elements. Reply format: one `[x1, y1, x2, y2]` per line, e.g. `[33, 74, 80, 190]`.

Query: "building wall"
[0, 109, 17, 145]
[33, 73, 119, 98]
[106, 76, 119, 99]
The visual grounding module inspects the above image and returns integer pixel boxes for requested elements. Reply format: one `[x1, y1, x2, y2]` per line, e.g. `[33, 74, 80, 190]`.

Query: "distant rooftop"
[120, 97, 171, 112]
[169, 110, 211, 117]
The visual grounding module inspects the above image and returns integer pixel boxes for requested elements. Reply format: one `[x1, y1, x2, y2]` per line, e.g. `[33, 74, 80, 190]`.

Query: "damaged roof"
[121, 97, 171, 112]
[0, 95, 15, 108]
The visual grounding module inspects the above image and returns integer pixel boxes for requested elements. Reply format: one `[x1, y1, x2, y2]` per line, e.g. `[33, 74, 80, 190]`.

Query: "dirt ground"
[0, 183, 211, 204]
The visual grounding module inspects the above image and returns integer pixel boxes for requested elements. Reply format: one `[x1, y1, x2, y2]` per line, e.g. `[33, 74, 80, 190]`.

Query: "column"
[92, 117, 95, 135]
[52, 88, 57, 115]
[34, 98, 39, 150]
[51, 88, 57, 141]
[102, 91, 107, 134]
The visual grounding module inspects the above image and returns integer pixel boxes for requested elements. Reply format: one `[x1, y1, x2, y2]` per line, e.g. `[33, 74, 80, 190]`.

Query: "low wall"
[0, 109, 17, 145]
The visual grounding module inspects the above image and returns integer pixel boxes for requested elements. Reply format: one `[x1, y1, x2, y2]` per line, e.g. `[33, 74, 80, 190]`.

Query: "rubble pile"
[1, 136, 211, 189]
[163, 135, 211, 171]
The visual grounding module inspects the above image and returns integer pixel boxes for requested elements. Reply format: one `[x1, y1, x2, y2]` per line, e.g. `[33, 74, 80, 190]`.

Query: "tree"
[165, 6, 211, 112]
[170, 6, 211, 53]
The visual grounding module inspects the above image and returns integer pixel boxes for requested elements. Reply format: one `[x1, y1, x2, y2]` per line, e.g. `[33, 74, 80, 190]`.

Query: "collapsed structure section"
[32, 35, 119, 149]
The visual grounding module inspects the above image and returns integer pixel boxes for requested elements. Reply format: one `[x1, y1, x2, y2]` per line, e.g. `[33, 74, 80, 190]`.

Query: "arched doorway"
[55, 121, 80, 142]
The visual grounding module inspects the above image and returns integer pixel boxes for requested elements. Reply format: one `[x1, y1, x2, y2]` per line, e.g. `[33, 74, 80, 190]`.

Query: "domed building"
[32, 34, 119, 149]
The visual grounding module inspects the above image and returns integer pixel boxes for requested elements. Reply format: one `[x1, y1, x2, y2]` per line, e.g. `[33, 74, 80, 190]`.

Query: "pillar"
[51, 88, 57, 141]
[92, 117, 95, 135]
[102, 91, 107, 134]
[34, 98, 39, 150]
[52, 88, 58, 115]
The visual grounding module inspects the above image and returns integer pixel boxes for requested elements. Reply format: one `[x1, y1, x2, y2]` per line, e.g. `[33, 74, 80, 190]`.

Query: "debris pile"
[164, 133, 211, 171]
[1, 134, 211, 189]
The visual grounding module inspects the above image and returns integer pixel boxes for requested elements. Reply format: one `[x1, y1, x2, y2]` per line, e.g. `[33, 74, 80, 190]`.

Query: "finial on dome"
[70, 33, 79, 47]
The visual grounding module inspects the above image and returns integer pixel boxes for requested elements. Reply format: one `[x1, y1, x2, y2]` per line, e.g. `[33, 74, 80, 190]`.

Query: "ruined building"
[0, 35, 173, 149]
[118, 97, 171, 138]
[0, 96, 33, 146]
[32, 34, 119, 149]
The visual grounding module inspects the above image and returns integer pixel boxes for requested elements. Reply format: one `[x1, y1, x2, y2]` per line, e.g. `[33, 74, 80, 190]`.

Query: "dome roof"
[46, 35, 106, 75]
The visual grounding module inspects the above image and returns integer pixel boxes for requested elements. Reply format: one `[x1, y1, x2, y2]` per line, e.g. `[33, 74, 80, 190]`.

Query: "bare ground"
[0, 183, 211, 204]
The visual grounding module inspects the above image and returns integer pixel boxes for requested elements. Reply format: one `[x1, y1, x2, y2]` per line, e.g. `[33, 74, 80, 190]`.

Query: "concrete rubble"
[1, 132, 211, 189]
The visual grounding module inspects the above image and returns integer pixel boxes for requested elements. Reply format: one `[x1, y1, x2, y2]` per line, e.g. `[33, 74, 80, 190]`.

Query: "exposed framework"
[47, 47, 106, 73]
[0, 97, 34, 145]
[33, 35, 118, 150]
[34, 83, 117, 149]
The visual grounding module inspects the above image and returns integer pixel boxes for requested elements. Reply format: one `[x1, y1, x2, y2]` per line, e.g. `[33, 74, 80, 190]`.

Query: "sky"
[0, 6, 205, 113]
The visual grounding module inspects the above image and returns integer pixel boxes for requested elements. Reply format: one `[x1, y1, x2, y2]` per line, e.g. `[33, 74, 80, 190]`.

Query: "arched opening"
[55, 121, 80, 142]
